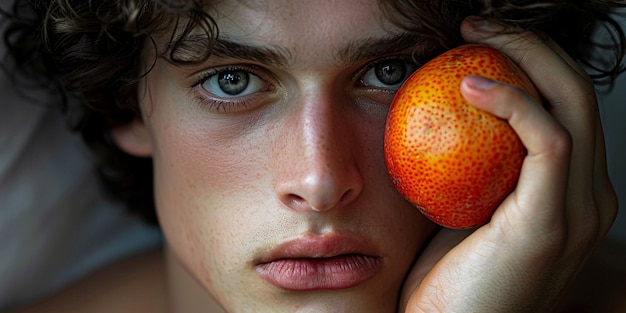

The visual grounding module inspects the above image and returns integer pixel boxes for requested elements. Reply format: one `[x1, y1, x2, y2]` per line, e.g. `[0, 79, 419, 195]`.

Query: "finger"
[460, 76, 572, 234]
[540, 34, 591, 82]
[460, 16, 597, 170]
[460, 17, 605, 237]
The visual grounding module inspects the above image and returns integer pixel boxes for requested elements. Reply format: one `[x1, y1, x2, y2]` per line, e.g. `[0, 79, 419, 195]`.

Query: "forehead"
[213, 0, 387, 33]
[209, 0, 404, 65]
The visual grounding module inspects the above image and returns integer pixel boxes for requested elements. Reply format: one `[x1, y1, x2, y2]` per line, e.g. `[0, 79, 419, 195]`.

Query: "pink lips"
[255, 234, 382, 291]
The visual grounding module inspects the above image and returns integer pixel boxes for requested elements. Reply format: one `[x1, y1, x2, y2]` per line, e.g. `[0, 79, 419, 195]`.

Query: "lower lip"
[256, 254, 382, 291]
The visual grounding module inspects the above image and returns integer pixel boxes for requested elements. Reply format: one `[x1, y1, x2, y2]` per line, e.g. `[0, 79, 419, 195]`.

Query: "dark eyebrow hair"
[337, 33, 434, 65]
[209, 39, 293, 67]
[170, 33, 436, 67]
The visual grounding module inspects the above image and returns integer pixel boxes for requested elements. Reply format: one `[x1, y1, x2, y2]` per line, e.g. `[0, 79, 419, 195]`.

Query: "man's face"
[129, 0, 437, 311]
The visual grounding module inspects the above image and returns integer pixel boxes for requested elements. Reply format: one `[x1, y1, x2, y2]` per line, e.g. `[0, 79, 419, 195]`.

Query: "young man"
[5, 0, 626, 312]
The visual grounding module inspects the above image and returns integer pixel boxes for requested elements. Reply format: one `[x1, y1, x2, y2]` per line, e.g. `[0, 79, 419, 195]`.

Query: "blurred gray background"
[600, 9, 626, 242]
[601, 72, 626, 242]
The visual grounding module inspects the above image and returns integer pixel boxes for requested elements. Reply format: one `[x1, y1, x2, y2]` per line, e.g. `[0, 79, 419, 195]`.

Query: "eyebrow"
[173, 33, 432, 67]
[209, 39, 293, 67]
[336, 33, 431, 65]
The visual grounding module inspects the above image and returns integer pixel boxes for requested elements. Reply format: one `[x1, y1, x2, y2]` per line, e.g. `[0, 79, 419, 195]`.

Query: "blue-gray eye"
[361, 58, 417, 88]
[218, 70, 249, 95]
[202, 69, 269, 98]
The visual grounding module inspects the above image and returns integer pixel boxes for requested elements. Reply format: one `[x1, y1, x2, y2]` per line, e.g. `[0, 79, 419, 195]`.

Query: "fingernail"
[467, 16, 504, 32]
[464, 75, 497, 90]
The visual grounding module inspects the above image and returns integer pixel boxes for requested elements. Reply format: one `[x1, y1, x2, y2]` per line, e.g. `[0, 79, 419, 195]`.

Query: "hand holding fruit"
[399, 17, 617, 312]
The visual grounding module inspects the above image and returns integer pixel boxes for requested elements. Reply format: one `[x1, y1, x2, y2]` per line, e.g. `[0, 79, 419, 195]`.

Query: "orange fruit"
[384, 44, 540, 229]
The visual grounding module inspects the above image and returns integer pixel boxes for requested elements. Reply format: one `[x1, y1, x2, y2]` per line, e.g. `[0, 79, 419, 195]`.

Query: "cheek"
[148, 113, 275, 287]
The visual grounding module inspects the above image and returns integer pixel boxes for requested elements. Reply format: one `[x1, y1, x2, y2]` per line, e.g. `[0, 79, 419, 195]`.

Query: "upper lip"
[255, 232, 381, 264]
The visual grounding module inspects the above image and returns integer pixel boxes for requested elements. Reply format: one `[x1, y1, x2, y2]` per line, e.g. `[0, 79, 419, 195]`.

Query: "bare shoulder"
[564, 237, 626, 313]
[13, 249, 166, 313]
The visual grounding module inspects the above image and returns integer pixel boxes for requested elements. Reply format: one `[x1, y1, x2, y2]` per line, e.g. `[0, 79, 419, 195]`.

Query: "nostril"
[283, 194, 308, 211]
[281, 192, 331, 212]
[281, 186, 358, 212]
[338, 188, 356, 207]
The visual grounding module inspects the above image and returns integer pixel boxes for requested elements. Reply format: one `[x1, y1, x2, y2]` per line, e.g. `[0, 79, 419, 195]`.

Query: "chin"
[220, 282, 400, 313]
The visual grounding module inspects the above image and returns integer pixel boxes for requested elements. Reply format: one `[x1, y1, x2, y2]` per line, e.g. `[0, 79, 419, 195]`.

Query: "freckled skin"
[384, 44, 540, 229]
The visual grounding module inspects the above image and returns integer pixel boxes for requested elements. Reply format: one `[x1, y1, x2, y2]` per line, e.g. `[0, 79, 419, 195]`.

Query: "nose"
[272, 89, 364, 213]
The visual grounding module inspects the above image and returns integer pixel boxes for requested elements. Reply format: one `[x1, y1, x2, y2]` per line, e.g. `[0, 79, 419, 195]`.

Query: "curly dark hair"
[2, 0, 625, 225]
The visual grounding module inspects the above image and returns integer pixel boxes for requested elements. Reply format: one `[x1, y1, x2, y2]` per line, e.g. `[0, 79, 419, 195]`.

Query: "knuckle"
[501, 83, 534, 104]
[544, 124, 573, 159]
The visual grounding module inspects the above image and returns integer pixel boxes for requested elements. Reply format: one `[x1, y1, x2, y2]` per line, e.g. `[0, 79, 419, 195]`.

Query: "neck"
[164, 246, 227, 313]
